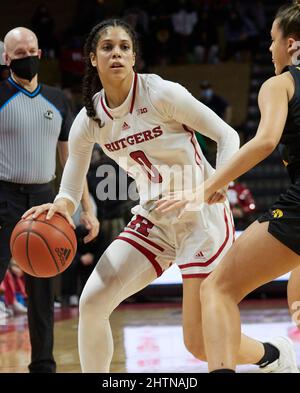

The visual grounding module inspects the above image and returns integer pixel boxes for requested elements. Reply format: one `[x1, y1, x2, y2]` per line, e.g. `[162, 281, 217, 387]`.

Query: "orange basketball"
[10, 212, 77, 278]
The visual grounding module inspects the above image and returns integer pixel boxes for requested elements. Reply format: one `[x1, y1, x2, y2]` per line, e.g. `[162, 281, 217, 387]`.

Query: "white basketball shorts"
[116, 201, 235, 279]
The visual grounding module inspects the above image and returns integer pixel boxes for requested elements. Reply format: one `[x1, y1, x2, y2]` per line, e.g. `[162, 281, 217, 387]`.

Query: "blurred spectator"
[122, 1, 150, 68]
[147, 3, 175, 66]
[30, 4, 59, 58]
[59, 0, 108, 86]
[122, 1, 149, 36]
[149, 19, 175, 66]
[59, 35, 85, 88]
[0, 260, 27, 316]
[171, 0, 198, 63]
[227, 181, 256, 230]
[60, 224, 98, 307]
[224, 9, 244, 60]
[72, 0, 108, 35]
[193, 10, 219, 64]
[171, 1, 197, 37]
[196, 81, 232, 165]
[22, 0, 266, 73]
[236, 0, 266, 33]
[63, 86, 83, 115]
[224, 8, 259, 61]
[200, 80, 232, 124]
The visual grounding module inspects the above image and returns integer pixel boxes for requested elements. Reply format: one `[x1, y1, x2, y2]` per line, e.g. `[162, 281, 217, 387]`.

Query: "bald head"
[4, 27, 38, 53]
[3, 27, 40, 66]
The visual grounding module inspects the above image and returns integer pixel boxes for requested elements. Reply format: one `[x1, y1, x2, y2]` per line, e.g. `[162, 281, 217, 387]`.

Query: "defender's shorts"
[258, 181, 300, 256]
[116, 201, 235, 279]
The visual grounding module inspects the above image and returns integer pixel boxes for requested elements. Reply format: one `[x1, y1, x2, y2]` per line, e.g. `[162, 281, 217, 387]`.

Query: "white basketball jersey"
[56, 73, 239, 213]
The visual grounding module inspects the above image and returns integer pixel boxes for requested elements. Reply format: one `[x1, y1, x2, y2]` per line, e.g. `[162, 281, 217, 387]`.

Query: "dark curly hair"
[82, 19, 138, 127]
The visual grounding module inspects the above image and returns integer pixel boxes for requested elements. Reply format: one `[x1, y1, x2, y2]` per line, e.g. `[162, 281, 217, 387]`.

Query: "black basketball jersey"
[279, 65, 300, 181]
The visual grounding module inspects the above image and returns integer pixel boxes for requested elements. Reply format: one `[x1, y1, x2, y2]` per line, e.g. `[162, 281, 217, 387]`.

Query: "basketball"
[10, 212, 77, 278]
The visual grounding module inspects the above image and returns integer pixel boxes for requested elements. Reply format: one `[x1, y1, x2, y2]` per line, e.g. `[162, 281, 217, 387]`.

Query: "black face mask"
[9, 56, 40, 81]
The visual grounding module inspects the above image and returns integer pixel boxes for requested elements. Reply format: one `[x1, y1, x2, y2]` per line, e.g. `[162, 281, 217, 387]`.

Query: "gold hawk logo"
[273, 209, 283, 218]
[283, 160, 288, 167]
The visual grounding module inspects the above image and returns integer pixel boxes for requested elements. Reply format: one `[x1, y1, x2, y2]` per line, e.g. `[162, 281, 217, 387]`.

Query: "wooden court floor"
[0, 299, 300, 373]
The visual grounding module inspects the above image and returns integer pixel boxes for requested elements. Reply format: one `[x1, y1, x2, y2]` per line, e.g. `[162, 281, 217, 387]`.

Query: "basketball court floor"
[0, 299, 299, 373]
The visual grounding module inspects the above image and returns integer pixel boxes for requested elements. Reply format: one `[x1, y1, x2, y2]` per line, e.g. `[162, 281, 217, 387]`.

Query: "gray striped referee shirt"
[0, 77, 73, 184]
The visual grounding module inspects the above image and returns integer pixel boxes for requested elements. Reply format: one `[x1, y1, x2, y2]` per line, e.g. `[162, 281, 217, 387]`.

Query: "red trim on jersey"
[100, 73, 137, 119]
[129, 73, 138, 114]
[229, 209, 236, 242]
[182, 273, 210, 279]
[122, 229, 165, 252]
[179, 207, 229, 269]
[183, 124, 202, 167]
[100, 96, 113, 120]
[116, 236, 163, 277]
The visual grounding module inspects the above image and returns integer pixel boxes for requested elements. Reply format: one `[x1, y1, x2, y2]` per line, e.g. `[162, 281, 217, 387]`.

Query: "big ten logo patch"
[137, 107, 148, 115]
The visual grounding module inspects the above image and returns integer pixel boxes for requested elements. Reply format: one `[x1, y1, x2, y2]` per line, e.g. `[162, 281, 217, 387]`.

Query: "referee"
[0, 27, 99, 372]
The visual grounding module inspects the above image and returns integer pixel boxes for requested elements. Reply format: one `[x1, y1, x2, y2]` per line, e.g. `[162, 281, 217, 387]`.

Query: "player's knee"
[79, 291, 94, 317]
[79, 274, 122, 319]
[200, 273, 240, 304]
[200, 274, 229, 304]
[200, 274, 220, 301]
[184, 336, 206, 361]
[79, 288, 106, 318]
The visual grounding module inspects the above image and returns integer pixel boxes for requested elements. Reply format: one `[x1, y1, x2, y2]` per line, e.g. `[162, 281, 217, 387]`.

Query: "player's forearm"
[215, 128, 240, 169]
[80, 179, 93, 212]
[204, 136, 275, 198]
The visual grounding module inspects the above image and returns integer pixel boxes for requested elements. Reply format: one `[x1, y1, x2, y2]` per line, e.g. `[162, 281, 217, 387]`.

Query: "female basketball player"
[23, 19, 296, 373]
[156, 1, 300, 372]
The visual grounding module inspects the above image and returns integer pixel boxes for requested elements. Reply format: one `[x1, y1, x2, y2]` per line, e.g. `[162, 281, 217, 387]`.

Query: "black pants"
[0, 181, 56, 373]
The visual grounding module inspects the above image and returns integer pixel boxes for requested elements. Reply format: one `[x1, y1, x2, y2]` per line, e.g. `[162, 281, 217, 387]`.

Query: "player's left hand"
[206, 188, 227, 205]
[154, 188, 202, 218]
[80, 210, 100, 243]
[155, 186, 227, 218]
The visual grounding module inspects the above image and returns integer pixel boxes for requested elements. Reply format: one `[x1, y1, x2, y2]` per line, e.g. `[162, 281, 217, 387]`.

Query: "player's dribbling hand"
[22, 200, 75, 229]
